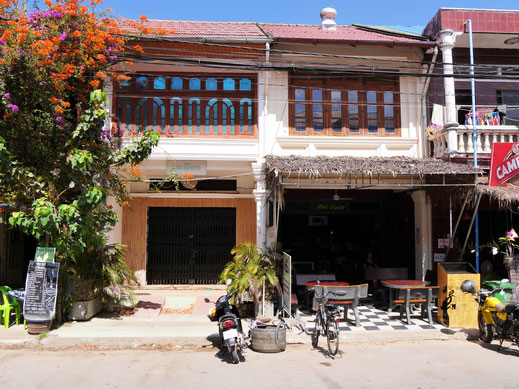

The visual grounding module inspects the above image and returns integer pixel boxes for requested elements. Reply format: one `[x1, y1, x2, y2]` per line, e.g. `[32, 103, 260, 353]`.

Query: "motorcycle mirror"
[204, 298, 210, 303]
[226, 279, 232, 286]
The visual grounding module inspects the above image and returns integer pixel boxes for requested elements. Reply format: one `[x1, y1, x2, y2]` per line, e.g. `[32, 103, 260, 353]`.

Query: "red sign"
[489, 143, 519, 187]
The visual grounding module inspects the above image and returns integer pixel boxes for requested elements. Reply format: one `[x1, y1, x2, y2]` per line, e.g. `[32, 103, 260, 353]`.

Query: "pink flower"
[507, 229, 519, 239]
[4, 93, 10, 99]
[59, 33, 67, 41]
[8, 103, 18, 112]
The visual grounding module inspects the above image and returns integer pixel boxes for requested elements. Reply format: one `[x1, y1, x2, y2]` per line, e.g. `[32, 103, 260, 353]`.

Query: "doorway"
[146, 207, 236, 284]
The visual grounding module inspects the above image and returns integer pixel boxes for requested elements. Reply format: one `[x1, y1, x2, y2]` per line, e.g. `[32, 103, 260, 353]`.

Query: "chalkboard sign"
[23, 261, 60, 322]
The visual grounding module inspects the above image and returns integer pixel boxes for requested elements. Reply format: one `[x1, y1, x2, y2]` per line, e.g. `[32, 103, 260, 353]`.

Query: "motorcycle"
[461, 279, 519, 351]
[207, 279, 247, 363]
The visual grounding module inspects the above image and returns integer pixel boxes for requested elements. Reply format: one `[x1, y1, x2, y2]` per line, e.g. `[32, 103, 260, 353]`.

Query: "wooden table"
[381, 280, 427, 312]
[304, 281, 349, 310]
[304, 281, 349, 288]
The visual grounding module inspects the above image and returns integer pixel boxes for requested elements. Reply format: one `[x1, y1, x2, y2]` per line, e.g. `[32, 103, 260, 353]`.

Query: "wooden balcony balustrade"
[113, 74, 257, 138]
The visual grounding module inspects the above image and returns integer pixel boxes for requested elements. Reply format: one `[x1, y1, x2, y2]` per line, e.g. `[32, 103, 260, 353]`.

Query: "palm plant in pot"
[220, 242, 281, 319]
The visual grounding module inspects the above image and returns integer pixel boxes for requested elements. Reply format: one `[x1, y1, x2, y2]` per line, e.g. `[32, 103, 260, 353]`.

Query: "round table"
[380, 280, 427, 312]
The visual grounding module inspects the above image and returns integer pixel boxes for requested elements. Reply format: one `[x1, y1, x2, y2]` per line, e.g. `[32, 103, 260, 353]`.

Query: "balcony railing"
[429, 105, 519, 158]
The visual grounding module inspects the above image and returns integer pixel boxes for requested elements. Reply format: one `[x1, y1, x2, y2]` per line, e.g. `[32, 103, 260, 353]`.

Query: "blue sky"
[95, 0, 519, 26]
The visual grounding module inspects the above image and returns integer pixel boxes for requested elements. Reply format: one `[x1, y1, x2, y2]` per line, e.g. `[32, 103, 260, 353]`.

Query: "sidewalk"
[0, 287, 480, 350]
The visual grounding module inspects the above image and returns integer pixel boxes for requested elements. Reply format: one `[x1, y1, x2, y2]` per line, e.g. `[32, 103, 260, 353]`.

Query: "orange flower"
[89, 80, 100, 87]
[139, 15, 147, 21]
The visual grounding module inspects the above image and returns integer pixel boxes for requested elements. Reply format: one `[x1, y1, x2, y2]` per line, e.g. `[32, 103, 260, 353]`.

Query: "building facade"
[107, 8, 478, 286]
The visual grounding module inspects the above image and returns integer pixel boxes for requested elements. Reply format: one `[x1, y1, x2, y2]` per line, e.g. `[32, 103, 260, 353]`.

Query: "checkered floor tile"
[299, 305, 445, 332]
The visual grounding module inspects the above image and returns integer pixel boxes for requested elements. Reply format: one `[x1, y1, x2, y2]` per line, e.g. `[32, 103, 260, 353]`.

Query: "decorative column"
[411, 191, 433, 280]
[252, 161, 269, 251]
[438, 29, 460, 154]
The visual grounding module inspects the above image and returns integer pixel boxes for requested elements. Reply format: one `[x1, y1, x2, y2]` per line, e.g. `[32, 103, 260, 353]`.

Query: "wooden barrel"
[250, 324, 286, 353]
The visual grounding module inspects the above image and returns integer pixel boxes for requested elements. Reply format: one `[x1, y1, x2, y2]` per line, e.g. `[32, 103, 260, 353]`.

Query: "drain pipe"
[421, 46, 438, 157]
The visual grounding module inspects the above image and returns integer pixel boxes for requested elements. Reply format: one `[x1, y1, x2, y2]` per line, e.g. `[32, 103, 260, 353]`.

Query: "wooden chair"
[314, 284, 368, 327]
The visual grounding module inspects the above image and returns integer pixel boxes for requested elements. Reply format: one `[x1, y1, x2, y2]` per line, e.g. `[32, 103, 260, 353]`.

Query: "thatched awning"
[476, 175, 519, 207]
[265, 155, 481, 177]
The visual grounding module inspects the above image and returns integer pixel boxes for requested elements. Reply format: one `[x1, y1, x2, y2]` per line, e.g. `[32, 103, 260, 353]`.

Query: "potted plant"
[220, 242, 281, 319]
[487, 229, 519, 301]
[65, 243, 137, 320]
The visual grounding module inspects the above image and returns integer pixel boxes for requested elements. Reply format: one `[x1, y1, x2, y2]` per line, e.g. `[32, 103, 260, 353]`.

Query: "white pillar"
[411, 191, 433, 281]
[438, 30, 460, 154]
[105, 196, 123, 246]
[252, 161, 269, 250]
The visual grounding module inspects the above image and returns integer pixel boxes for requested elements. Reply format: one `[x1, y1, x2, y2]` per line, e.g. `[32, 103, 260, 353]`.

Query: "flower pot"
[254, 300, 274, 318]
[68, 295, 102, 321]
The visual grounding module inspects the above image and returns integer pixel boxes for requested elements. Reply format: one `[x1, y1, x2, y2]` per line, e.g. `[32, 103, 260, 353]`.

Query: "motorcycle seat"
[504, 303, 519, 313]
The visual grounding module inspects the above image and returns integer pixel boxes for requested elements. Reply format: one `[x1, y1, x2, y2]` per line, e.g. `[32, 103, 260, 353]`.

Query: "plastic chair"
[0, 286, 22, 328]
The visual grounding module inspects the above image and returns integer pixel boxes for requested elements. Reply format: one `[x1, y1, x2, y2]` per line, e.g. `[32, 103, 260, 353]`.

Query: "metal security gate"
[146, 207, 236, 284]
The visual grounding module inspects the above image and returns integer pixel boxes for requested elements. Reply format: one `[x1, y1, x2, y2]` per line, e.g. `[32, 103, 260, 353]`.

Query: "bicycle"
[311, 286, 346, 356]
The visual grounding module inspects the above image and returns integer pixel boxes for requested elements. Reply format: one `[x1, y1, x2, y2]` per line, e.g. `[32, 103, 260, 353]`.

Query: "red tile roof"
[124, 20, 430, 46]
[131, 20, 268, 40]
[259, 23, 430, 45]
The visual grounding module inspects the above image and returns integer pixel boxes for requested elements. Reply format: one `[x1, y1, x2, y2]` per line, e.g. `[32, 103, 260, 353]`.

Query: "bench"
[393, 286, 439, 324]
[314, 284, 368, 327]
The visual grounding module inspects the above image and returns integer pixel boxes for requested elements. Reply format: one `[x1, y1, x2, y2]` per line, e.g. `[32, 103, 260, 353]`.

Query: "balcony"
[429, 105, 519, 161]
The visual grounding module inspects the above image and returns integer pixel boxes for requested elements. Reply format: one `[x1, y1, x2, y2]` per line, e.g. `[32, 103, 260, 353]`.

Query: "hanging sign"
[34, 247, 56, 263]
[23, 261, 60, 322]
[489, 143, 519, 187]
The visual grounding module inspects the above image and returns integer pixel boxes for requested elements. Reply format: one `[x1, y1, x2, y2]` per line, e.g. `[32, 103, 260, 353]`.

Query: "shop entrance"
[277, 189, 415, 284]
[146, 207, 236, 284]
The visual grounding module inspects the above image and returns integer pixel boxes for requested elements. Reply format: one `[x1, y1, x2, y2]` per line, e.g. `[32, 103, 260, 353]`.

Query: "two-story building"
[108, 8, 478, 286]
[424, 8, 519, 275]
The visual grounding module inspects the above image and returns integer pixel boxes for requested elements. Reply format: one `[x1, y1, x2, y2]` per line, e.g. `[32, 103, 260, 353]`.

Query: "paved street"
[2, 340, 519, 388]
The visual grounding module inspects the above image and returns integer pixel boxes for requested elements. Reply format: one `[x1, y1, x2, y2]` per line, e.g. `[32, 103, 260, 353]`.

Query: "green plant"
[486, 228, 519, 269]
[220, 242, 281, 305]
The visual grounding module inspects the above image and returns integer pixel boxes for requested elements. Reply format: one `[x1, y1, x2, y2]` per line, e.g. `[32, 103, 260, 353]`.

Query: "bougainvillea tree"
[0, 0, 163, 312]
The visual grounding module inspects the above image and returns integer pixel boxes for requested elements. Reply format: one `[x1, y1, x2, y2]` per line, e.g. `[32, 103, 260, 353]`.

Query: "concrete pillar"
[252, 161, 269, 250]
[411, 190, 433, 280]
[438, 29, 460, 154]
[105, 196, 123, 246]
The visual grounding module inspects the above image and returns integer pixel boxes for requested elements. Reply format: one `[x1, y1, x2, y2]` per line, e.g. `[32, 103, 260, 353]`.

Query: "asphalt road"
[2, 340, 519, 388]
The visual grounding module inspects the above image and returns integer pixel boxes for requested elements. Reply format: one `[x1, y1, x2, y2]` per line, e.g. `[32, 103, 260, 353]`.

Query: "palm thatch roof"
[265, 155, 481, 177]
[475, 176, 519, 207]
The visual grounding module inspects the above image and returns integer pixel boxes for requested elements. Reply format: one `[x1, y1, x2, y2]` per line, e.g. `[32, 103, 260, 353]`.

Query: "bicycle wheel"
[326, 318, 339, 356]
[312, 312, 323, 348]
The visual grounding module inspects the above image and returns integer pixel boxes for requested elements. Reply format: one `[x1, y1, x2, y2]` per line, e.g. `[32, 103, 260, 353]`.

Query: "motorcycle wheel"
[478, 311, 494, 343]
[312, 313, 322, 348]
[326, 319, 339, 356]
[231, 344, 240, 364]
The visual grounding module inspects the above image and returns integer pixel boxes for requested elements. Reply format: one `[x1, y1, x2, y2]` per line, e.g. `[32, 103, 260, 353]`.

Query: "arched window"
[116, 98, 131, 133]
[239, 78, 251, 91]
[171, 77, 183, 90]
[188, 98, 201, 133]
[170, 97, 182, 134]
[240, 98, 252, 134]
[223, 78, 235, 91]
[206, 78, 217, 90]
[189, 78, 201, 90]
[152, 97, 165, 132]
[136, 98, 148, 132]
[153, 77, 166, 90]
[222, 98, 235, 134]
[136, 76, 148, 89]
[205, 98, 218, 134]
